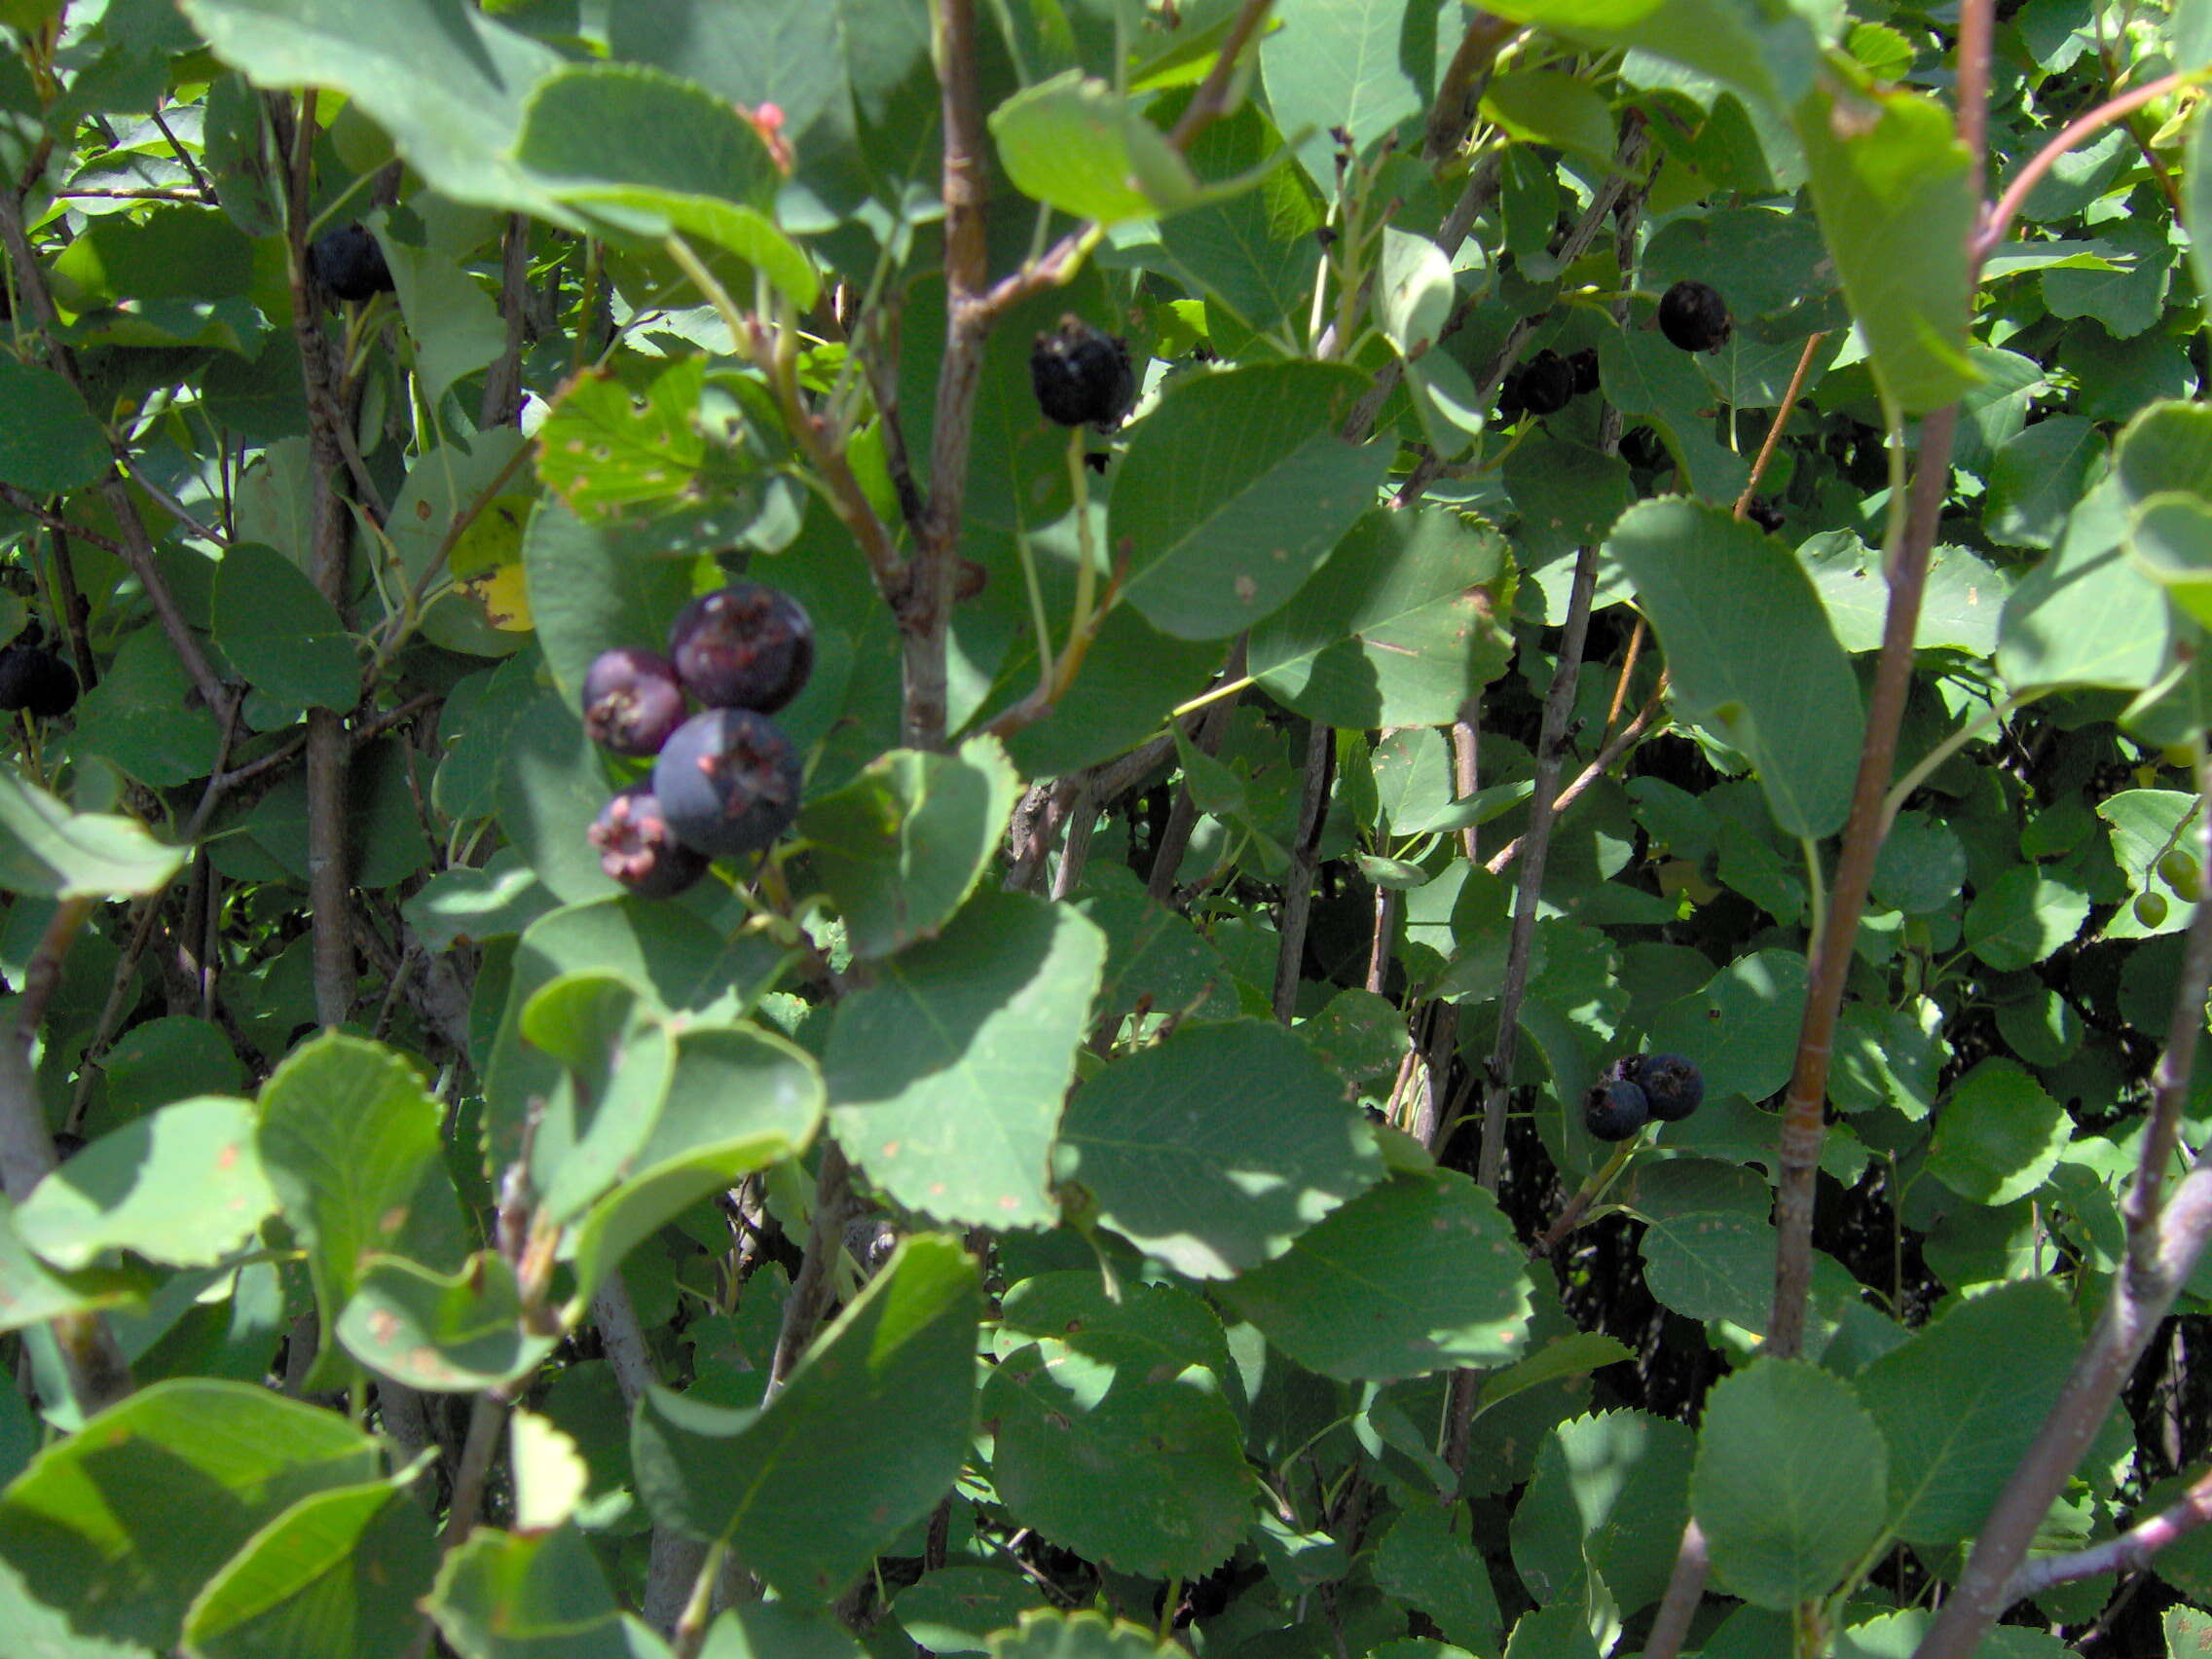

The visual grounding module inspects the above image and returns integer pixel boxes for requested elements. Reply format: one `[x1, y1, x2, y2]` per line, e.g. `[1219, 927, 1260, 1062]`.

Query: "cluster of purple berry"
[1584, 1052, 1706, 1142]
[582, 581, 812, 900]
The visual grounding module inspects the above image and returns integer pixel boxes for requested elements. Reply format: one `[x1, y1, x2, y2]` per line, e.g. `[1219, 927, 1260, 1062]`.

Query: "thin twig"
[1272, 719, 1335, 1021]
[1485, 692, 1662, 877]
[766, 1143, 855, 1395]
[1638, 1521, 1710, 1659]
[1167, 0, 1276, 150]
[1974, 69, 2199, 265]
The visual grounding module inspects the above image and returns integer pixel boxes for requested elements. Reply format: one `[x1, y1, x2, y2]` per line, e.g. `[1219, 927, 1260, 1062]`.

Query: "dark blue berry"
[1631, 1053, 1705, 1122]
[1585, 1079, 1649, 1141]
[308, 223, 394, 304]
[1658, 279, 1731, 352]
[667, 583, 814, 713]
[1518, 350, 1574, 417]
[651, 708, 802, 858]
[1030, 316, 1136, 431]
[0, 645, 77, 718]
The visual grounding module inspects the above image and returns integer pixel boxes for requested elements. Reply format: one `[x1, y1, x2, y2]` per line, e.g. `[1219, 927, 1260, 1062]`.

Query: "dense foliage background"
[2, 0, 2211, 1655]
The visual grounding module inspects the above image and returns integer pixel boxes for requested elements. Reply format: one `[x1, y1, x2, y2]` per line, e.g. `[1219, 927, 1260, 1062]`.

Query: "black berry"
[0, 645, 78, 718]
[666, 583, 814, 713]
[651, 708, 803, 858]
[1494, 365, 1526, 423]
[1567, 348, 1600, 395]
[1030, 316, 1136, 431]
[589, 783, 712, 899]
[1657, 279, 1731, 352]
[1518, 350, 1574, 417]
[1585, 1078, 1650, 1142]
[1743, 497, 1787, 535]
[307, 223, 394, 304]
[582, 646, 688, 756]
[1621, 1053, 1705, 1122]
[1618, 425, 1669, 470]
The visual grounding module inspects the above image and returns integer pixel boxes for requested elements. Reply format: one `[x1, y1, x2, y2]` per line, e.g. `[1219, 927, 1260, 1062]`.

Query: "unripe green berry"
[2159, 849, 2201, 901]
[2136, 890, 2170, 928]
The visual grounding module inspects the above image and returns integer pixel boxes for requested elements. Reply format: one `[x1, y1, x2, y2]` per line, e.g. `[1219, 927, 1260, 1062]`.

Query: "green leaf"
[986, 1610, 1187, 1659]
[1376, 229, 1455, 358]
[0, 1197, 150, 1337]
[1608, 498, 1862, 837]
[1054, 1019, 1385, 1278]
[1999, 474, 2171, 693]
[1482, 70, 1620, 172]
[211, 542, 358, 713]
[0, 770, 184, 901]
[384, 235, 510, 412]
[2129, 494, 2212, 631]
[1260, 0, 1432, 182]
[181, 1474, 436, 1659]
[1857, 1280, 2078, 1549]
[1925, 1057, 2067, 1206]
[1794, 83, 1976, 414]
[1476, 1333, 1637, 1418]
[1644, 947, 1806, 1106]
[985, 1298, 1254, 1577]
[0, 358, 111, 491]
[2188, 102, 2212, 316]
[1475, 0, 1819, 111]
[1511, 1411, 1695, 1616]
[1111, 363, 1395, 639]
[426, 1525, 662, 1659]
[632, 1235, 980, 1599]
[1372, 1499, 1503, 1650]
[257, 1034, 451, 1389]
[1220, 1170, 1532, 1381]
[336, 1251, 560, 1392]
[894, 1566, 1047, 1657]
[0, 1381, 381, 1650]
[567, 1022, 825, 1315]
[515, 63, 815, 307]
[523, 972, 678, 1225]
[1691, 1358, 1888, 1610]
[800, 736, 1025, 959]
[1249, 508, 1516, 729]
[1985, 418, 2107, 551]
[827, 889, 1105, 1229]
[16, 1097, 273, 1272]
[1963, 866, 2089, 969]
[989, 71, 1235, 225]
[175, 0, 568, 219]
[2117, 402, 2212, 507]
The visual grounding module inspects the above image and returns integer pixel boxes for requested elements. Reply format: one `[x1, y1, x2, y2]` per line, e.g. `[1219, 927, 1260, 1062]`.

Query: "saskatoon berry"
[651, 707, 803, 858]
[1624, 1052, 1705, 1122]
[1585, 1078, 1650, 1142]
[1618, 425, 1669, 470]
[1494, 365, 1527, 423]
[1743, 497, 1787, 535]
[307, 223, 394, 304]
[2159, 849, 2201, 901]
[581, 646, 688, 756]
[1518, 350, 1575, 417]
[667, 582, 814, 713]
[589, 783, 712, 899]
[0, 645, 78, 718]
[1030, 315, 1137, 431]
[2137, 890, 2171, 927]
[1657, 278, 1732, 352]
[1567, 348, 1601, 396]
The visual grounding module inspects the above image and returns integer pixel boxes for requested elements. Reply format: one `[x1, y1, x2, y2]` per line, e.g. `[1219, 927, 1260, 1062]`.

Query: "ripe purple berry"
[651, 708, 803, 858]
[1617, 1052, 1705, 1122]
[1517, 350, 1575, 417]
[307, 223, 394, 304]
[1567, 348, 1600, 395]
[666, 583, 814, 713]
[589, 783, 711, 899]
[1585, 1078, 1650, 1142]
[1030, 316, 1137, 431]
[581, 647, 688, 756]
[1657, 279, 1731, 352]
